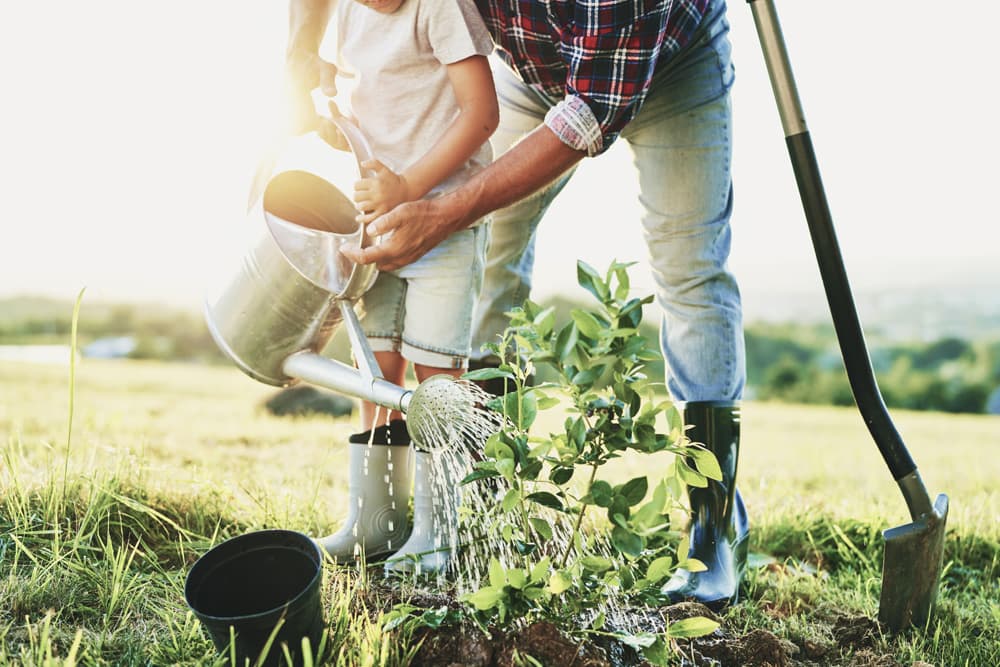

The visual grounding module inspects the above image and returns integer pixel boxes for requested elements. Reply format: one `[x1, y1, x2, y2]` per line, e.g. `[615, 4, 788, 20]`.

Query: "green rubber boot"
[663, 401, 749, 610]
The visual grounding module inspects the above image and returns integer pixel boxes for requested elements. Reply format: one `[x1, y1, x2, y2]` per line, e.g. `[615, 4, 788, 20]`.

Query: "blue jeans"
[470, 0, 745, 402]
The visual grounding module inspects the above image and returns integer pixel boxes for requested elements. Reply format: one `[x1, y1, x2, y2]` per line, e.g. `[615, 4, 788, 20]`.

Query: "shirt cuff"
[544, 95, 603, 157]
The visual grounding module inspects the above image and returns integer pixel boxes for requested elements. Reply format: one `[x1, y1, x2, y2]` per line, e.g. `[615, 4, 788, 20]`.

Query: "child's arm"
[353, 55, 499, 224]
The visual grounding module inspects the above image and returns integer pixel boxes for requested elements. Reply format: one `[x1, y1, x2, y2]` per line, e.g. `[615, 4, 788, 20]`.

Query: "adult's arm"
[342, 124, 585, 271]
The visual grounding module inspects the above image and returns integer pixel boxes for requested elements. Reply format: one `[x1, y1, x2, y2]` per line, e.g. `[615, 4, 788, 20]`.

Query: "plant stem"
[560, 461, 599, 568]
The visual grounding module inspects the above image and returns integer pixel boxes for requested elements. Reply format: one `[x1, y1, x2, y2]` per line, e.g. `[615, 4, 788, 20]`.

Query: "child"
[311, 0, 498, 575]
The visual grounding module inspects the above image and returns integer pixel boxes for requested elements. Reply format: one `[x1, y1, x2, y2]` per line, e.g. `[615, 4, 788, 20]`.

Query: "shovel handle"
[746, 0, 917, 481]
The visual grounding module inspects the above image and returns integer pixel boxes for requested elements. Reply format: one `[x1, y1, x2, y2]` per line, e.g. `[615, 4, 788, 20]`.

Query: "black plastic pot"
[185, 530, 325, 666]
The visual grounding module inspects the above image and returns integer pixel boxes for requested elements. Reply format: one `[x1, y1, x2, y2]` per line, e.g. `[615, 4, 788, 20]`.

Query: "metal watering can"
[204, 118, 453, 436]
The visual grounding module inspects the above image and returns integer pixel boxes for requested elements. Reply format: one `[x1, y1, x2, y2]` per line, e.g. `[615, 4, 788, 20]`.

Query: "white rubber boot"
[384, 450, 463, 576]
[317, 426, 412, 563]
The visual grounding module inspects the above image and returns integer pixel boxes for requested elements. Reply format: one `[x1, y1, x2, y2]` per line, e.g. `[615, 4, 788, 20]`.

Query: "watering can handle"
[338, 300, 383, 382]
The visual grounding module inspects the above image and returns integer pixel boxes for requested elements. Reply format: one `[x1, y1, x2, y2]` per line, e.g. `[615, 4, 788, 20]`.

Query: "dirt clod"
[683, 628, 797, 667]
[663, 601, 722, 625]
[495, 621, 609, 667]
[833, 615, 883, 650]
[845, 648, 902, 667]
[411, 624, 497, 667]
[797, 637, 829, 660]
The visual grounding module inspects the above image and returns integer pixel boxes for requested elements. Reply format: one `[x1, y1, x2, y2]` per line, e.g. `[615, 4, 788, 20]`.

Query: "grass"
[1, 357, 998, 666]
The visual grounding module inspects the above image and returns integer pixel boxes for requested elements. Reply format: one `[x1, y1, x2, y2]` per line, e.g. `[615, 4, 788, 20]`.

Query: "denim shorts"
[359, 224, 488, 369]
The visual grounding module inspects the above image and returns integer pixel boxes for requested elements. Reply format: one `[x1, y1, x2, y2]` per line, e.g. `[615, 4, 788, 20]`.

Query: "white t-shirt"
[319, 0, 495, 198]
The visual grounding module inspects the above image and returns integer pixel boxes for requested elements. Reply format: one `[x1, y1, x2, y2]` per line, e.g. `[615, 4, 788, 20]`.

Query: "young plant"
[461, 260, 722, 662]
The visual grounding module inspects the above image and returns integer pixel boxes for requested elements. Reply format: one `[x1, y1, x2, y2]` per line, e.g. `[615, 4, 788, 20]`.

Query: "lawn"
[1, 358, 997, 666]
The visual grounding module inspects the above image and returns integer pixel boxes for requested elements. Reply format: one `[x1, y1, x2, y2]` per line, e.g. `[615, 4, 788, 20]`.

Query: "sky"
[1, 2, 997, 320]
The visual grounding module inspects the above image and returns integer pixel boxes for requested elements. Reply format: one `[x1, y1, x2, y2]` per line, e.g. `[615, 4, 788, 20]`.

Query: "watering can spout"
[281, 351, 413, 414]
[279, 353, 472, 450]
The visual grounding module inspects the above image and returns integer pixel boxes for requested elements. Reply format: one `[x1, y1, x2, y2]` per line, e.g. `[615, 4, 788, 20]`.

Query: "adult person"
[286, 0, 748, 609]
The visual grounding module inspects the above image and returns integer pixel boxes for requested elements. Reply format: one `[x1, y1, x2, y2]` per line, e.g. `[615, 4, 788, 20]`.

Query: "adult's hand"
[341, 194, 471, 272]
[342, 124, 584, 271]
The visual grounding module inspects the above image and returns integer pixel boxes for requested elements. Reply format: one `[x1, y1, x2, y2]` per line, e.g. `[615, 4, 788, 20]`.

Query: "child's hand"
[353, 160, 413, 223]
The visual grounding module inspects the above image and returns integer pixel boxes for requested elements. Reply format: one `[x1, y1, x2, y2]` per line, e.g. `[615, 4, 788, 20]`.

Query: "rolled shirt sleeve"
[544, 95, 604, 156]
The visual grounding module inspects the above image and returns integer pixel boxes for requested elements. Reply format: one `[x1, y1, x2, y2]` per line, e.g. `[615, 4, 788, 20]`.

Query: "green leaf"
[536, 395, 561, 410]
[619, 476, 648, 506]
[692, 447, 723, 481]
[588, 480, 614, 508]
[460, 467, 498, 485]
[530, 557, 551, 583]
[501, 488, 520, 513]
[580, 556, 614, 573]
[682, 557, 708, 573]
[484, 433, 515, 460]
[489, 558, 506, 588]
[677, 535, 691, 563]
[634, 423, 657, 452]
[418, 606, 450, 629]
[667, 616, 720, 639]
[507, 568, 528, 590]
[611, 525, 644, 558]
[609, 495, 632, 523]
[617, 298, 644, 329]
[525, 491, 564, 512]
[676, 459, 708, 488]
[568, 417, 587, 448]
[503, 390, 538, 429]
[533, 306, 557, 336]
[496, 458, 516, 481]
[577, 260, 609, 302]
[529, 517, 553, 541]
[617, 631, 658, 650]
[646, 556, 674, 583]
[466, 586, 504, 611]
[522, 587, 547, 601]
[381, 608, 411, 632]
[514, 540, 538, 556]
[631, 479, 668, 527]
[462, 367, 514, 381]
[571, 367, 603, 387]
[549, 466, 574, 485]
[612, 263, 633, 301]
[571, 309, 604, 339]
[554, 322, 579, 364]
[548, 570, 573, 594]
[641, 637, 671, 666]
[520, 459, 543, 480]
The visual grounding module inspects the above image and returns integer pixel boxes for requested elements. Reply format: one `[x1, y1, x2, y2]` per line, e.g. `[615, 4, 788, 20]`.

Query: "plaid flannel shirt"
[475, 0, 710, 155]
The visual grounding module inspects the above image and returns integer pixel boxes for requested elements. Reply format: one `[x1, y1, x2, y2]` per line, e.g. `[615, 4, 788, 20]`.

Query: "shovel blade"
[878, 493, 949, 631]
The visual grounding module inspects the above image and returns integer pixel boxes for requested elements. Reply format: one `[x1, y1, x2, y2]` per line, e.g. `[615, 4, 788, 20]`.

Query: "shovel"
[746, 0, 949, 631]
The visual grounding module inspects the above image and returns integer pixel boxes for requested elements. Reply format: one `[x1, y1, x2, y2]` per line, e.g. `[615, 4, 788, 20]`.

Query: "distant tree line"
[746, 323, 1000, 415]
[2, 297, 998, 414]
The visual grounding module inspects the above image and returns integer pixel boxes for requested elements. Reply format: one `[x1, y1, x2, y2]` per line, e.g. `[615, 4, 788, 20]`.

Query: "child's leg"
[317, 273, 412, 560]
[413, 364, 464, 384]
[360, 350, 408, 432]
[380, 226, 488, 576]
